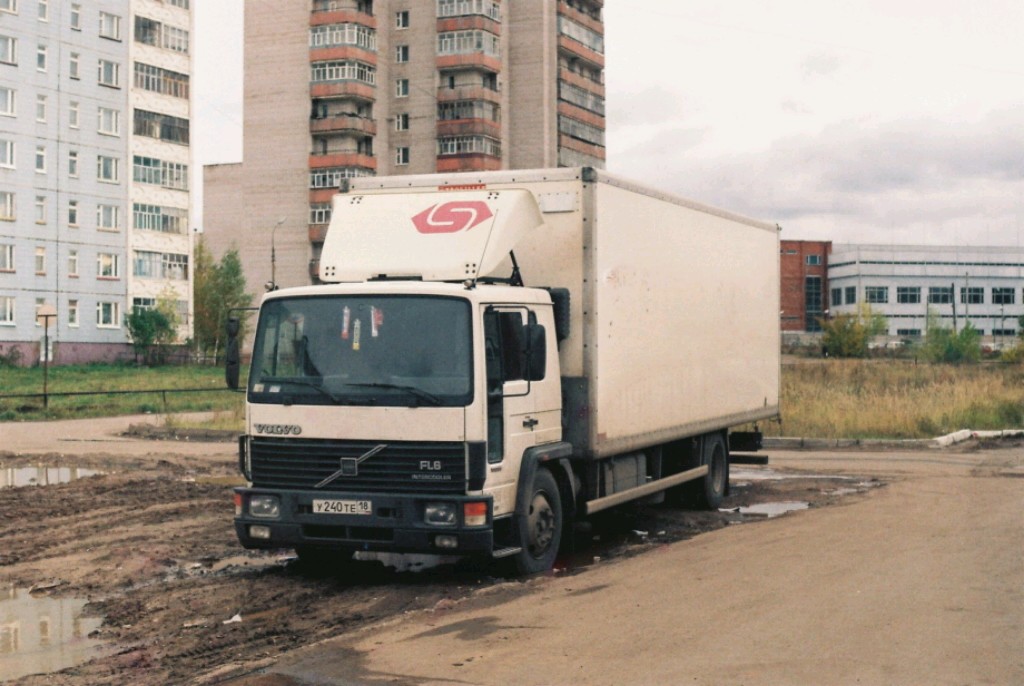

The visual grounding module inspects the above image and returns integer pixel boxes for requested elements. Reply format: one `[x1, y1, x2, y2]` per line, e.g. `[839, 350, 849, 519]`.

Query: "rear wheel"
[696, 433, 728, 509]
[511, 468, 563, 575]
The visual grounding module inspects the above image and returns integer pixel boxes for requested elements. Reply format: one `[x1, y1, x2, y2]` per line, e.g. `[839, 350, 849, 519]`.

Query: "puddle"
[728, 501, 810, 518]
[731, 468, 855, 482]
[0, 586, 108, 681]
[0, 465, 100, 490]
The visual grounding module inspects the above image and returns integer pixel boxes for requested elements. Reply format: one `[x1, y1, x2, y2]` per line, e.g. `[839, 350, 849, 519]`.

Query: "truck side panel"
[586, 180, 780, 458]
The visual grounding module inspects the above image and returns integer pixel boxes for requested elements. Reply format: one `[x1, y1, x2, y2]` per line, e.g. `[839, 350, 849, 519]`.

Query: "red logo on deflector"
[412, 201, 494, 234]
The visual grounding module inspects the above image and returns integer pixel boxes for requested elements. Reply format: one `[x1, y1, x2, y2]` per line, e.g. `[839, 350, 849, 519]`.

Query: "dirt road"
[1, 418, 1021, 685]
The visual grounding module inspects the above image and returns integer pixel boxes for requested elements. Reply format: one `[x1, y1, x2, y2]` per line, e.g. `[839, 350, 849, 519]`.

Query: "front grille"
[250, 437, 466, 494]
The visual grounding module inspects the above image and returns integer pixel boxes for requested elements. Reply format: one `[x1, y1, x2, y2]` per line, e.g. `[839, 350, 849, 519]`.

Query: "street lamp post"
[36, 304, 57, 408]
[268, 217, 286, 292]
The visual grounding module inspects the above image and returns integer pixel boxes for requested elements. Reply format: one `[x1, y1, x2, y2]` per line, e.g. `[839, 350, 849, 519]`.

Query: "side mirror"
[225, 316, 241, 390]
[523, 323, 546, 381]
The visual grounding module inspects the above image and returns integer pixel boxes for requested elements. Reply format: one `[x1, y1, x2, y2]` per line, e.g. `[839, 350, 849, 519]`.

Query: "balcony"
[309, 151, 376, 171]
[310, 81, 376, 101]
[557, 101, 604, 130]
[436, 16, 501, 34]
[309, 224, 330, 243]
[310, 114, 377, 136]
[310, 8, 376, 29]
[558, 133, 605, 161]
[436, 154, 502, 173]
[436, 118, 500, 138]
[436, 83, 501, 104]
[308, 258, 322, 282]
[558, 35, 604, 70]
[309, 46, 377, 65]
[557, 1, 603, 34]
[558, 66, 604, 93]
[436, 53, 502, 73]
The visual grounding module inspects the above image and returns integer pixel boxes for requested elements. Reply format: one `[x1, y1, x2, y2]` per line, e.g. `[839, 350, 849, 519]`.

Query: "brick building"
[780, 239, 831, 334]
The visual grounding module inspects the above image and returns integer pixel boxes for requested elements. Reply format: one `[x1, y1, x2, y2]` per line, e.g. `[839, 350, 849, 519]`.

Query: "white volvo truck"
[227, 167, 780, 574]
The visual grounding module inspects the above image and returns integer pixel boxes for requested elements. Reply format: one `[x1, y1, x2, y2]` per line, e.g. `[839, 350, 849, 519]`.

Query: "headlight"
[424, 502, 457, 526]
[249, 495, 281, 519]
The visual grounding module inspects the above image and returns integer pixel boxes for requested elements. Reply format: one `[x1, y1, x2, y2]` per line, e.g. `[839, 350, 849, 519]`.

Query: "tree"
[125, 307, 175, 366]
[193, 239, 253, 360]
[819, 304, 888, 358]
[922, 310, 981, 364]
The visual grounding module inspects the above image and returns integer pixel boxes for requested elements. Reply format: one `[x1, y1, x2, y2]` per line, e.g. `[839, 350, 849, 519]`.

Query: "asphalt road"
[239, 445, 1024, 686]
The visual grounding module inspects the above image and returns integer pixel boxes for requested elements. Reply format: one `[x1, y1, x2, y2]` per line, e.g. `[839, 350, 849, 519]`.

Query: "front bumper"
[234, 487, 494, 554]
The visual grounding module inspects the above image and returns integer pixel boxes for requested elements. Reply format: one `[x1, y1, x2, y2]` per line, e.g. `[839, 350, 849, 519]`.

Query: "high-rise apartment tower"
[204, 0, 605, 299]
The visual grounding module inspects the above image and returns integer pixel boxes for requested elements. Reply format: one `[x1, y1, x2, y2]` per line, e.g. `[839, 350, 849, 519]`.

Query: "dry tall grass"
[769, 360, 1024, 439]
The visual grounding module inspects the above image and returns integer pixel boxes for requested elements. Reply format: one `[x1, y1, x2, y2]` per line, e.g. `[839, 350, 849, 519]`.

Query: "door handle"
[523, 417, 539, 429]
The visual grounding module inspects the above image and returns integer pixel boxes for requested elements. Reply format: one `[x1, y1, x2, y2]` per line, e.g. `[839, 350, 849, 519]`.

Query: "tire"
[696, 433, 728, 510]
[511, 468, 563, 575]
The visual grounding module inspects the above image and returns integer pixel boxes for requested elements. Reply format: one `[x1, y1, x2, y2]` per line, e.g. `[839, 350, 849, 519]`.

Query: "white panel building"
[829, 244, 1024, 345]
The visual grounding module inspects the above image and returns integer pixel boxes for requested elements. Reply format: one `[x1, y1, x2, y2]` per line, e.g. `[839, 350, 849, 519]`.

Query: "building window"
[68, 199, 78, 226]
[928, 286, 952, 304]
[558, 115, 604, 146]
[34, 195, 45, 223]
[395, 44, 409, 62]
[34, 246, 45, 274]
[96, 301, 120, 328]
[896, 329, 921, 337]
[395, 146, 409, 165]
[0, 138, 13, 168]
[829, 287, 842, 307]
[896, 286, 921, 304]
[806, 254, 821, 266]
[133, 203, 187, 233]
[395, 10, 409, 28]
[96, 155, 119, 183]
[0, 191, 14, 220]
[557, 15, 604, 54]
[133, 62, 189, 98]
[70, 3, 79, 29]
[437, 0, 501, 20]
[437, 135, 501, 156]
[0, 0, 16, 14]
[98, 107, 120, 135]
[69, 101, 79, 128]
[395, 78, 409, 97]
[309, 59, 376, 84]
[0, 244, 13, 271]
[98, 59, 120, 87]
[437, 29, 500, 57]
[132, 156, 189, 190]
[865, 286, 888, 304]
[0, 86, 14, 115]
[805, 276, 823, 332]
[67, 249, 78, 275]
[133, 109, 189, 145]
[96, 252, 120, 278]
[35, 145, 46, 173]
[960, 287, 983, 305]
[36, 94, 46, 122]
[437, 100, 500, 122]
[37, 0, 47, 20]
[309, 24, 377, 51]
[0, 296, 13, 325]
[68, 299, 79, 326]
[992, 287, 1015, 305]
[99, 11, 121, 40]
[558, 80, 605, 115]
[308, 166, 372, 188]
[395, 113, 409, 131]
[69, 51, 79, 78]
[166, 0, 188, 7]
[132, 251, 187, 280]
[36, 44, 46, 71]
[134, 16, 189, 53]
[97, 203, 120, 230]
[68, 149, 78, 177]
[309, 203, 332, 225]
[0, 35, 16, 65]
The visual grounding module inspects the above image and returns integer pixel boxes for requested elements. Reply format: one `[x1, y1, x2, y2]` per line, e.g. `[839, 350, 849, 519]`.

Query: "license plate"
[313, 499, 372, 515]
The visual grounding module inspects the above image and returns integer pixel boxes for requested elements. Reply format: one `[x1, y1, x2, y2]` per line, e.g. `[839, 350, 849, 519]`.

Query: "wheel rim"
[527, 490, 556, 558]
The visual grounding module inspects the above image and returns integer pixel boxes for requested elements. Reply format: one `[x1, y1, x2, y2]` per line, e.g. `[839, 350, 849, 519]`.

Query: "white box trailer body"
[322, 167, 781, 458]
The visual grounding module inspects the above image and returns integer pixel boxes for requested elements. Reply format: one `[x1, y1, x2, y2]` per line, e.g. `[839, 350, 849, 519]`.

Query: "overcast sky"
[194, 1, 1024, 247]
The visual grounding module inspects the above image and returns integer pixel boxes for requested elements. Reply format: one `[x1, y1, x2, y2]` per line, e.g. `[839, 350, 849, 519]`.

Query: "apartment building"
[204, 0, 606, 304]
[0, 0, 193, 365]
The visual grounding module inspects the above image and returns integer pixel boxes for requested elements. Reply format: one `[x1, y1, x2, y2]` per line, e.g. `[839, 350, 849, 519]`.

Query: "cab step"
[492, 546, 522, 559]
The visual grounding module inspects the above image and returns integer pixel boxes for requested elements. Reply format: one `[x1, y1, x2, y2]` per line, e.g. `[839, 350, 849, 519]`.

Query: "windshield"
[249, 295, 472, 407]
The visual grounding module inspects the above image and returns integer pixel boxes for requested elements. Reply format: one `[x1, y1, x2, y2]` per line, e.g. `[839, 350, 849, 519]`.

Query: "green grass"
[0, 363, 243, 422]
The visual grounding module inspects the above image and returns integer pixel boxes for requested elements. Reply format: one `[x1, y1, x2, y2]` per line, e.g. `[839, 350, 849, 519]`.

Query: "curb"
[764, 429, 1024, 451]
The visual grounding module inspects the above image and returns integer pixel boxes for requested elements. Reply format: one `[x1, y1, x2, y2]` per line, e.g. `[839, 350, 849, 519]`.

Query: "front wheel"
[511, 468, 563, 575]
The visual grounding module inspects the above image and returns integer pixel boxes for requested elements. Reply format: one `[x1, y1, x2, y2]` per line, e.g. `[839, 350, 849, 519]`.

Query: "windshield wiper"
[257, 376, 343, 403]
[343, 382, 443, 406]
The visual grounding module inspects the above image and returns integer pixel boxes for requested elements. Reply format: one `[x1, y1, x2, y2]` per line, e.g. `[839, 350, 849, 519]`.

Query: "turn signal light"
[233, 492, 243, 517]
[464, 501, 488, 527]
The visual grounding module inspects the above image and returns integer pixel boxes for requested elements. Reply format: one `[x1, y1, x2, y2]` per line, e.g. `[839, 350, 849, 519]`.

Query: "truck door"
[483, 308, 538, 517]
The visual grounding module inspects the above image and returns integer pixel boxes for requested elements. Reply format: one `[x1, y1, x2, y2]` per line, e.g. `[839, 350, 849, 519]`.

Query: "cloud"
[607, 86, 688, 128]
[801, 51, 843, 79]
[611, 107, 1024, 245]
